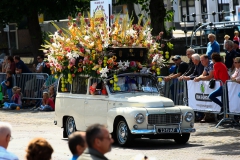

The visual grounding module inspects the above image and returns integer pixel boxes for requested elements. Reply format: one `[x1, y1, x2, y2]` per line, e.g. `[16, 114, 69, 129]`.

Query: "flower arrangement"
[42, 13, 170, 85]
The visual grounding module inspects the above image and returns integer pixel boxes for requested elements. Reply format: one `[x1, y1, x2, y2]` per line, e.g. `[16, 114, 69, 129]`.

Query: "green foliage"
[0, 0, 91, 25]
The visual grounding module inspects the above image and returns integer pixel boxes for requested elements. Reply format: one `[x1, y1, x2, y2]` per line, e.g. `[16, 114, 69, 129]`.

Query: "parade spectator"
[206, 34, 220, 59]
[33, 55, 46, 99]
[14, 55, 31, 74]
[224, 35, 230, 50]
[194, 54, 214, 122]
[194, 55, 214, 82]
[2, 56, 9, 73]
[181, 54, 204, 80]
[7, 56, 16, 74]
[3, 87, 22, 110]
[68, 132, 87, 160]
[164, 55, 188, 99]
[164, 55, 188, 82]
[224, 40, 239, 76]
[0, 122, 19, 160]
[25, 137, 53, 160]
[31, 78, 58, 110]
[231, 57, 240, 83]
[49, 86, 56, 103]
[78, 124, 114, 160]
[209, 53, 229, 116]
[179, 48, 195, 80]
[35, 92, 55, 111]
[233, 41, 240, 53]
[1, 70, 13, 101]
[233, 31, 240, 49]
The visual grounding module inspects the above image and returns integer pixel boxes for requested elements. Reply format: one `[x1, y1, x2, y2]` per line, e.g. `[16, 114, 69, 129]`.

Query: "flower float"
[42, 13, 170, 88]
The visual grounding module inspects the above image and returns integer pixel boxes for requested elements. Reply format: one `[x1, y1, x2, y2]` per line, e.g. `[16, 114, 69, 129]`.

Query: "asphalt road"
[1, 109, 240, 160]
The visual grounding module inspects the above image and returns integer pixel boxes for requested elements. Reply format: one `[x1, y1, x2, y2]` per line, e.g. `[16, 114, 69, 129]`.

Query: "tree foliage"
[0, 0, 90, 61]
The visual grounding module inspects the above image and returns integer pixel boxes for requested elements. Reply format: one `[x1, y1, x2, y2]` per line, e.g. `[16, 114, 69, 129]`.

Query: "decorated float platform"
[42, 13, 172, 91]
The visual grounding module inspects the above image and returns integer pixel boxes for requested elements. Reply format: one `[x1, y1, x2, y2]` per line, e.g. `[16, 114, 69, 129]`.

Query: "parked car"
[54, 73, 196, 146]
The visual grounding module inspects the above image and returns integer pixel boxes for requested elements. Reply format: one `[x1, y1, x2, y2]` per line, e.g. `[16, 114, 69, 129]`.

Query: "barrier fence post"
[215, 80, 240, 128]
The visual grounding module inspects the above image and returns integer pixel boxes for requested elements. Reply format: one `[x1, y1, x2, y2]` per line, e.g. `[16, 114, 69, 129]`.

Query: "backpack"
[42, 62, 51, 75]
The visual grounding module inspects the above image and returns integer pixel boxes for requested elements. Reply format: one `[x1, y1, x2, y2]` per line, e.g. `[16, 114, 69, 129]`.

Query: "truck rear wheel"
[64, 116, 76, 137]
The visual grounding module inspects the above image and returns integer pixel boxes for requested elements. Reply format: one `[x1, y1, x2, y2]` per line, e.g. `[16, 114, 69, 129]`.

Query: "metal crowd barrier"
[215, 80, 240, 127]
[157, 76, 185, 105]
[0, 73, 57, 101]
[158, 78, 240, 127]
[15, 73, 49, 100]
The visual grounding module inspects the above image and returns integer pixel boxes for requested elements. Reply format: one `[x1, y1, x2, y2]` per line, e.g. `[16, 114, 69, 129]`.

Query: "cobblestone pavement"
[1, 109, 240, 160]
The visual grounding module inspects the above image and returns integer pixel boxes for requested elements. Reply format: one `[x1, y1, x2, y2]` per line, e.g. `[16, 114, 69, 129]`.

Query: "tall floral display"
[42, 14, 169, 84]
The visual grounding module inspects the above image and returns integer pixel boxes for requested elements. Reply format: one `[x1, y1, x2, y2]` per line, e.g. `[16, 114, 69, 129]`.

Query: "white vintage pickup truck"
[54, 73, 195, 146]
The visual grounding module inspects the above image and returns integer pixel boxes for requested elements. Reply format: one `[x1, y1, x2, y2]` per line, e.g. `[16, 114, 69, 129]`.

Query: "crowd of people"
[1, 122, 151, 160]
[164, 33, 240, 123]
[0, 55, 56, 111]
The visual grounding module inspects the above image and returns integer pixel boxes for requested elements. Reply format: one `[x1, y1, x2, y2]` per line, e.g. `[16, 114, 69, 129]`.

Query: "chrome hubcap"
[67, 117, 75, 135]
[117, 121, 128, 144]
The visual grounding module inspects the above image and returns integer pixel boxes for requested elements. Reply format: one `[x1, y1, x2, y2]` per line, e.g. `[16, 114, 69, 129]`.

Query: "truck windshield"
[107, 74, 159, 93]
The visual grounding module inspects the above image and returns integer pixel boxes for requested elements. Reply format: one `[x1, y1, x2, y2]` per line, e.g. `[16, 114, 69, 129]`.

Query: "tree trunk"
[127, 3, 138, 24]
[149, 0, 166, 36]
[27, 10, 43, 63]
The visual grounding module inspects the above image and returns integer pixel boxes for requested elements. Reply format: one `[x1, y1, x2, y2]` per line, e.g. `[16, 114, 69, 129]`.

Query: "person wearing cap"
[164, 55, 188, 82]
[206, 34, 220, 59]
[164, 55, 188, 100]
[233, 40, 240, 53]
[224, 40, 239, 76]
[224, 35, 230, 50]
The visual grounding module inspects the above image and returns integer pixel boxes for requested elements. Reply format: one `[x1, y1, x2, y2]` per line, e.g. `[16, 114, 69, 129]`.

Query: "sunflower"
[112, 56, 117, 61]
[78, 62, 83, 67]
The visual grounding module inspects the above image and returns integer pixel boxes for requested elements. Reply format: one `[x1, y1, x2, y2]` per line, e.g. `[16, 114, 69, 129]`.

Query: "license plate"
[158, 128, 178, 133]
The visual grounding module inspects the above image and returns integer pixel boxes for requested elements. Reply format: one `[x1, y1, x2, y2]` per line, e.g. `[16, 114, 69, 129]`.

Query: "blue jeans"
[40, 105, 53, 111]
[1, 81, 12, 101]
[1, 81, 6, 90]
[208, 86, 223, 107]
[3, 102, 22, 110]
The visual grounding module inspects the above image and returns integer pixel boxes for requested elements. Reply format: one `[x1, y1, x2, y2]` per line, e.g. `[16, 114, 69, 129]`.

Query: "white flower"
[118, 60, 123, 68]
[126, 29, 136, 37]
[84, 36, 90, 41]
[66, 52, 73, 59]
[124, 60, 130, 68]
[66, 38, 70, 43]
[52, 42, 61, 49]
[72, 51, 80, 58]
[152, 54, 159, 63]
[100, 66, 109, 78]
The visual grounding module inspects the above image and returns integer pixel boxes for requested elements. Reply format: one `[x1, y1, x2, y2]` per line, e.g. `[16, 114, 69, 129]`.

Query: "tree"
[0, 0, 90, 61]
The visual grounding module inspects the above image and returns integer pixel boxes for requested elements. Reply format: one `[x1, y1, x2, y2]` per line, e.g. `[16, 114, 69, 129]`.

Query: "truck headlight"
[135, 113, 145, 124]
[184, 112, 193, 122]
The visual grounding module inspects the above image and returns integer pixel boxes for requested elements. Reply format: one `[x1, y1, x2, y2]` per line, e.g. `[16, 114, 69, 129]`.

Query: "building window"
[233, 0, 239, 11]
[180, 0, 195, 22]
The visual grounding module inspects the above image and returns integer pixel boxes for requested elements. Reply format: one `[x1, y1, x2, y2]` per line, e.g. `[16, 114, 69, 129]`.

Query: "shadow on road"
[204, 142, 240, 156]
[0, 108, 54, 114]
[112, 138, 203, 150]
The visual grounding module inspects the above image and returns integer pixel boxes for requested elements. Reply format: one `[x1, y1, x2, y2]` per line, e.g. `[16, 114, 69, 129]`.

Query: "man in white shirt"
[0, 122, 19, 160]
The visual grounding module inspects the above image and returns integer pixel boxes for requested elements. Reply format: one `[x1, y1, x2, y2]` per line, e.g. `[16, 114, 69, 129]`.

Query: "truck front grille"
[148, 114, 181, 124]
